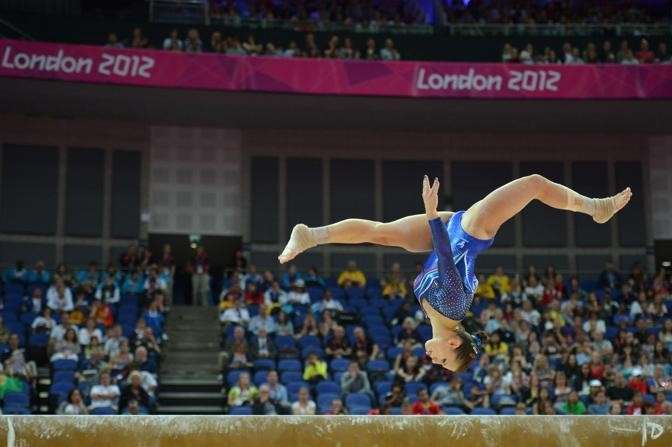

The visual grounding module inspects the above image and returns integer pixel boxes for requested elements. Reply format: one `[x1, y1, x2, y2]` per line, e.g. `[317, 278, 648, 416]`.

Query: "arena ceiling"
[0, 77, 670, 133]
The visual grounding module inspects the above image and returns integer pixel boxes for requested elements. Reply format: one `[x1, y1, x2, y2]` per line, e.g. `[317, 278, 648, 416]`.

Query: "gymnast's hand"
[422, 175, 440, 220]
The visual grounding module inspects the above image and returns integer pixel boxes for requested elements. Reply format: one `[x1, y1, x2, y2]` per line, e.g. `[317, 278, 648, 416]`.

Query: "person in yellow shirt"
[484, 332, 509, 361]
[303, 352, 328, 384]
[337, 260, 366, 288]
[218, 291, 237, 313]
[381, 262, 408, 299]
[475, 273, 495, 299]
[486, 266, 511, 296]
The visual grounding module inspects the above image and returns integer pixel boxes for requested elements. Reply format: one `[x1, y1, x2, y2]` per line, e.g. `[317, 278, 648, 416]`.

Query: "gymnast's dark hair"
[452, 327, 488, 373]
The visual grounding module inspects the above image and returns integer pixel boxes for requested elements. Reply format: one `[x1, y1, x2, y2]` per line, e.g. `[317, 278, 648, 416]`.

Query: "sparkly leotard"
[413, 211, 494, 321]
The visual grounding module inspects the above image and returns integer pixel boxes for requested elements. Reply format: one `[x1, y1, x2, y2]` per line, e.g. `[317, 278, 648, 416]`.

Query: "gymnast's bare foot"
[592, 187, 632, 224]
[278, 224, 316, 264]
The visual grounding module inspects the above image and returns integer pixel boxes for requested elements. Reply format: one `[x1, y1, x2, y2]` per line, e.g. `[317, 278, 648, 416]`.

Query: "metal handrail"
[0, 17, 34, 40]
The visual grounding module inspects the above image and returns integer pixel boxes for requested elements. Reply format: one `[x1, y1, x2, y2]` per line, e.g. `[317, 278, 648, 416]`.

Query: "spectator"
[626, 391, 646, 415]
[364, 38, 377, 60]
[275, 312, 294, 336]
[57, 389, 88, 415]
[242, 34, 262, 55]
[588, 390, 611, 415]
[291, 386, 316, 415]
[105, 32, 124, 49]
[431, 375, 471, 410]
[89, 371, 120, 412]
[337, 261, 366, 288]
[325, 325, 352, 359]
[324, 35, 340, 58]
[636, 38, 656, 64]
[47, 280, 74, 312]
[656, 42, 670, 63]
[264, 370, 289, 409]
[163, 28, 183, 51]
[119, 370, 151, 414]
[220, 299, 251, 327]
[221, 325, 253, 370]
[312, 289, 343, 314]
[297, 312, 319, 338]
[184, 28, 203, 53]
[211, 31, 225, 53]
[351, 326, 381, 361]
[340, 361, 372, 396]
[280, 264, 302, 290]
[562, 390, 586, 415]
[412, 389, 442, 415]
[287, 279, 310, 306]
[129, 27, 149, 49]
[252, 384, 279, 415]
[337, 37, 359, 59]
[381, 262, 407, 299]
[653, 391, 672, 415]
[395, 317, 422, 348]
[487, 266, 512, 297]
[189, 246, 210, 306]
[383, 383, 408, 409]
[264, 281, 288, 312]
[78, 318, 104, 347]
[250, 327, 276, 359]
[228, 372, 258, 407]
[327, 398, 347, 415]
[519, 44, 534, 64]
[249, 304, 278, 335]
[394, 355, 426, 383]
[380, 38, 400, 60]
[303, 352, 328, 384]
[95, 276, 121, 304]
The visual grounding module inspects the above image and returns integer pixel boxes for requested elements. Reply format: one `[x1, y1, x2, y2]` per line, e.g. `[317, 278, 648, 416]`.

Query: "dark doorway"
[147, 233, 243, 305]
[655, 240, 672, 271]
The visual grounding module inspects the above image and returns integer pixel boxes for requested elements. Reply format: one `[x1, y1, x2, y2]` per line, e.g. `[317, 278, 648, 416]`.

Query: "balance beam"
[1, 415, 671, 447]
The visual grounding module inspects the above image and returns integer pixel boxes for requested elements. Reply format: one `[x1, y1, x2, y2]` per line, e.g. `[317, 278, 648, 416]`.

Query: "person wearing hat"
[628, 367, 648, 394]
[287, 279, 310, 305]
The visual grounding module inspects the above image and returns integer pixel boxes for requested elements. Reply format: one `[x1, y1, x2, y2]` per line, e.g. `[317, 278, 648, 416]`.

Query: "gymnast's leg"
[278, 212, 452, 264]
[461, 174, 632, 240]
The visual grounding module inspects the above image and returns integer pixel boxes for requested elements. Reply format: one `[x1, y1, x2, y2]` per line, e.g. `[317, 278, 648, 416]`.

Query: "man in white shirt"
[95, 277, 121, 304]
[311, 290, 343, 314]
[264, 281, 288, 308]
[78, 319, 104, 346]
[287, 279, 310, 305]
[520, 300, 541, 327]
[51, 311, 78, 341]
[47, 281, 74, 312]
[89, 372, 121, 411]
[220, 300, 250, 326]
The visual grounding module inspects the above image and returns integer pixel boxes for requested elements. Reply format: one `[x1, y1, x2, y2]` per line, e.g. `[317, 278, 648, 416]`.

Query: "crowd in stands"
[502, 37, 671, 64]
[206, 0, 669, 28]
[216, 257, 672, 416]
[105, 27, 402, 60]
[0, 243, 173, 414]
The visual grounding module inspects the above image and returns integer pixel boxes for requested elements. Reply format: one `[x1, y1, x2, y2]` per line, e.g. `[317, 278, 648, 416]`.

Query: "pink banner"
[1, 38, 672, 99]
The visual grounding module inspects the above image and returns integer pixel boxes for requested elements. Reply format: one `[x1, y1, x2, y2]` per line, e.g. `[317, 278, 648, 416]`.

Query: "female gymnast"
[279, 174, 631, 372]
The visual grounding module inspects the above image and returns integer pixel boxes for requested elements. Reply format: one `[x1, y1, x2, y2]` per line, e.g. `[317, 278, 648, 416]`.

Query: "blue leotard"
[413, 211, 493, 321]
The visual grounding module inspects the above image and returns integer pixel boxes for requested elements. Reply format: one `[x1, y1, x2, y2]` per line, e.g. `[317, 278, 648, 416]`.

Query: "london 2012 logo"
[415, 67, 561, 93]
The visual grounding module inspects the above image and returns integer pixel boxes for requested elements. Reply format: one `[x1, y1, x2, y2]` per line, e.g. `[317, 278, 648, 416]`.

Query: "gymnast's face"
[425, 333, 463, 370]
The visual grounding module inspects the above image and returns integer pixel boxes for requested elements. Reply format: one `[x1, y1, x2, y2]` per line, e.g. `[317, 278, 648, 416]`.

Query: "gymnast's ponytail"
[453, 327, 489, 373]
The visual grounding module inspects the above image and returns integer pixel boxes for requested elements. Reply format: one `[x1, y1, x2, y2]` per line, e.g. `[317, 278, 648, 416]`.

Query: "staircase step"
[156, 405, 225, 415]
[159, 391, 224, 406]
[164, 341, 220, 352]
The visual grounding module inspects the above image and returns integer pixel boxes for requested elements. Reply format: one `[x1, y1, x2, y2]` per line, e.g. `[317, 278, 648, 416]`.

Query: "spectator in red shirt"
[626, 392, 646, 415]
[628, 368, 648, 394]
[244, 283, 264, 306]
[653, 391, 672, 415]
[636, 38, 656, 64]
[412, 389, 442, 415]
[188, 246, 210, 307]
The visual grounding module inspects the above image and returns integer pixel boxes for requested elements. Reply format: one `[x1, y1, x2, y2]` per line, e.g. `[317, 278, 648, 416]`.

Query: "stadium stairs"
[157, 306, 223, 415]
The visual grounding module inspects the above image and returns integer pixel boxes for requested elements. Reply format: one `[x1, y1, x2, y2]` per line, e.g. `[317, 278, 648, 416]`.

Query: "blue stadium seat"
[301, 346, 325, 359]
[29, 333, 49, 348]
[277, 359, 302, 372]
[499, 407, 517, 415]
[472, 407, 496, 415]
[4, 392, 29, 408]
[349, 406, 370, 415]
[281, 371, 303, 384]
[275, 335, 296, 350]
[387, 406, 403, 415]
[297, 335, 321, 349]
[345, 393, 371, 410]
[90, 406, 116, 415]
[3, 406, 30, 415]
[286, 381, 309, 395]
[227, 370, 244, 386]
[330, 358, 350, 372]
[50, 382, 75, 404]
[52, 359, 77, 371]
[253, 358, 275, 370]
[386, 347, 402, 361]
[405, 382, 427, 396]
[317, 393, 339, 413]
[412, 347, 426, 358]
[366, 359, 390, 373]
[53, 370, 75, 384]
[253, 370, 269, 386]
[20, 312, 38, 327]
[229, 406, 252, 415]
[345, 288, 365, 301]
[316, 380, 340, 395]
[430, 381, 449, 395]
[417, 324, 432, 341]
[374, 381, 392, 398]
[443, 406, 465, 415]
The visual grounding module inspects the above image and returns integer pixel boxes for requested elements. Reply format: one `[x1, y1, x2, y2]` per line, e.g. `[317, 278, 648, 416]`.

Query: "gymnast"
[279, 174, 631, 372]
